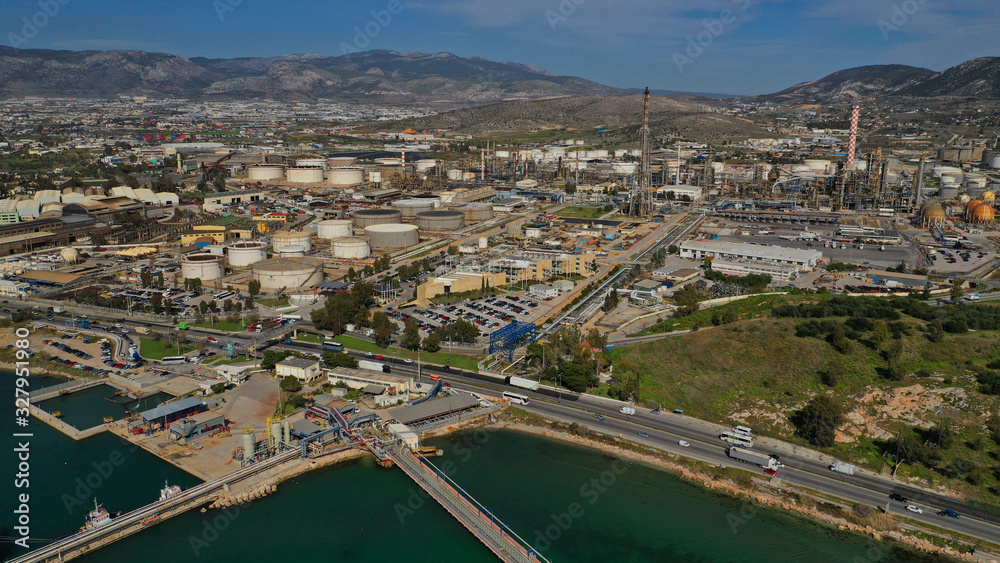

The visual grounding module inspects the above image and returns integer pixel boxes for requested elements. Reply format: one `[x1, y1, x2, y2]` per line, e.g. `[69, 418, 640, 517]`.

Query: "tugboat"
[158, 480, 182, 501]
[81, 499, 119, 531]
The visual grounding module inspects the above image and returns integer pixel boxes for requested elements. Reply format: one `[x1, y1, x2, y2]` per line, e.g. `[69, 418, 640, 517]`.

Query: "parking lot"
[389, 294, 541, 337]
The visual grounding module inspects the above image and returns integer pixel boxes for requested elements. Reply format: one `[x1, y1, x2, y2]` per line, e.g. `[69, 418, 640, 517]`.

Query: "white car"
[365, 352, 374, 356]
[905, 505, 923, 514]
[115, 323, 123, 328]
[403, 359, 413, 364]
[678, 440, 690, 448]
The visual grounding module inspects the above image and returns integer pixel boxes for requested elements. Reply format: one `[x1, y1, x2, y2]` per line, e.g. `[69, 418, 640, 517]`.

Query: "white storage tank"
[415, 210, 465, 231]
[364, 224, 420, 248]
[804, 159, 833, 174]
[353, 208, 402, 228]
[285, 167, 326, 183]
[182, 253, 225, 281]
[454, 203, 494, 222]
[316, 219, 354, 239]
[247, 165, 285, 181]
[965, 174, 987, 189]
[331, 236, 371, 259]
[392, 199, 436, 217]
[327, 156, 356, 168]
[412, 194, 442, 209]
[446, 169, 464, 180]
[272, 230, 312, 253]
[295, 158, 328, 170]
[251, 257, 324, 291]
[227, 241, 268, 267]
[611, 162, 638, 175]
[369, 170, 382, 184]
[278, 245, 306, 257]
[415, 159, 437, 172]
[327, 167, 365, 186]
[375, 157, 402, 166]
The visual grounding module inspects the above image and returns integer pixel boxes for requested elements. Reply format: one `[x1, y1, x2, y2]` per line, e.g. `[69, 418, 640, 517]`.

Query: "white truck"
[505, 376, 540, 391]
[829, 461, 856, 476]
[619, 406, 636, 415]
[964, 293, 981, 301]
[358, 360, 391, 374]
[727, 447, 780, 470]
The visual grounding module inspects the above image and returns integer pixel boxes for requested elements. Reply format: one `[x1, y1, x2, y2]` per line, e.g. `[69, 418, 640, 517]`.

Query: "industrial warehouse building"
[416, 272, 507, 301]
[680, 240, 822, 269]
[710, 259, 801, 282]
[326, 367, 414, 395]
[276, 357, 322, 384]
[529, 284, 559, 299]
[488, 251, 596, 284]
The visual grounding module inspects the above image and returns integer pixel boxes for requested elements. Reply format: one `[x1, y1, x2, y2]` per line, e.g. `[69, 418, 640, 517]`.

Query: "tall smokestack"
[847, 105, 859, 168]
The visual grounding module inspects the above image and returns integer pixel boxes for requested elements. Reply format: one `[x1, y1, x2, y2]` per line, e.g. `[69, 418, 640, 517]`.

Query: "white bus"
[158, 356, 189, 365]
[502, 391, 529, 405]
[720, 431, 754, 448]
[732, 425, 753, 437]
[214, 291, 236, 301]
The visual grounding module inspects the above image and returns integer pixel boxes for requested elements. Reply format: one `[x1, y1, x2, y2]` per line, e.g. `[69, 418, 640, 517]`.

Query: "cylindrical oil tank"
[278, 245, 306, 257]
[392, 199, 436, 217]
[285, 167, 326, 183]
[353, 208, 401, 228]
[182, 253, 225, 281]
[412, 194, 442, 208]
[968, 186, 987, 199]
[227, 241, 268, 267]
[331, 236, 371, 259]
[295, 158, 328, 170]
[327, 156, 356, 168]
[455, 203, 494, 221]
[248, 164, 285, 181]
[939, 186, 960, 199]
[611, 162, 638, 175]
[364, 224, 420, 248]
[272, 230, 312, 253]
[242, 430, 255, 458]
[316, 219, 354, 239]
[327, 167, 365, 186]
[965, 174, 987, 189]
[375, 157, 401, 166]
[415, 210, 465, 230]
[415, 159, 437, 172]
[369, 170, 382, 184]
[446, 169, 464, 180]
[251, 257, 325, 291]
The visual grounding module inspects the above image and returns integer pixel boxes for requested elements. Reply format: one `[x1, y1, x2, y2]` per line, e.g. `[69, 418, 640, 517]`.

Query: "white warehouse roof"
[680, 240, 822, 267]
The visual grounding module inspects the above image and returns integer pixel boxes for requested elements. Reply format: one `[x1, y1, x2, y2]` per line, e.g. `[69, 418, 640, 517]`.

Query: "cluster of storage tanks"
[246, 156, 366, 186]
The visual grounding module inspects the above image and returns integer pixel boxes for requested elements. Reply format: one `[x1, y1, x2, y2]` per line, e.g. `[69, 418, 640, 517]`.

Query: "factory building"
[416, 272, 507, 301]
[488, 251, 596, 284]
[709, 259, 801, 283]
[680, 240, 822, 269]
[202, 190, 266, 212]
[529, 284, 559, 299]
[276, 357, 322, 384]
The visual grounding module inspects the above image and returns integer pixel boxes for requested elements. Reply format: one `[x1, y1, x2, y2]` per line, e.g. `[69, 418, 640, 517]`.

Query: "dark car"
[888, 493, 907, 503]
[941, 509, 961, 519]
[592, 414, 605, 421]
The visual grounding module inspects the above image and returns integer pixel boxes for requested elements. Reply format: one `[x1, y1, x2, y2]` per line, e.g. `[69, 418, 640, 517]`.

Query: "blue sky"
[3, 0, 999, 95]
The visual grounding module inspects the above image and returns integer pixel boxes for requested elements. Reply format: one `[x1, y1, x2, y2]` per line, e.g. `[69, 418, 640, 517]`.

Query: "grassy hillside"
[610, 312, 1000, 508]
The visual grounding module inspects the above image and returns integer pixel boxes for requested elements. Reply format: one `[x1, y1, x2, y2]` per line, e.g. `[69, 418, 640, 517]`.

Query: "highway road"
[278, 338, 1000, 543]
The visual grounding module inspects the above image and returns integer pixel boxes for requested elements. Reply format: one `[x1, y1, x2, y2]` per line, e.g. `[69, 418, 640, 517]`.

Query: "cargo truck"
[505, 376, 540, 391]
[358, 360, 391, 374]
[136, 326, 150, 335]
[727, 447, 780, 470]
[828, 461, 856, 476]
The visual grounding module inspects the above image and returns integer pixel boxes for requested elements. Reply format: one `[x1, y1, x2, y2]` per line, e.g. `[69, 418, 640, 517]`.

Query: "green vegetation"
[554, 206, 606, 219]
[294, 332, 323, 343]
[638, 294, 813, 335]
[703, 270, 772, 292]
[429, 286, 504, 305]
[256, 297, 290, 308]
[139, 337, 196, 360]
[334, 335, 482, 371]
[825, 262, 861, 272]
[192, 319, 245, 332]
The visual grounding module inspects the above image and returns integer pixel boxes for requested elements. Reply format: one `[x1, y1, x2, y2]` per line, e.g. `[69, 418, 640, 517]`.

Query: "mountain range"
[0, 47, 619, 103]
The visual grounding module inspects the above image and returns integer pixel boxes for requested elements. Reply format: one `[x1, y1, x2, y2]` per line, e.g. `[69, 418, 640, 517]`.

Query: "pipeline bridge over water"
[13, 402, 547, 563]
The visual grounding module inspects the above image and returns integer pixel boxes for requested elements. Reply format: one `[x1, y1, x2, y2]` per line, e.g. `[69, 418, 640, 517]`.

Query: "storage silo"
[327, 156, 356, 168]
[248, 164, 285, 181]
[446, 169, 464, 180]
[242, 429, 255, 459]
[278, 246, 306, 257]
[251, 257, 325, 291]
[353, 208, 402, 228]
[331, 236, 371, 259]
[285, 167, 326, 183]
[415, 159, 437, 172]
[316, 219, 354, 239]
[295, 158, 328, 170]
[455, 203, 494, 222]
[327, 167, 365, 186]
[182, 253, 225, 281]
[392, 199, 436, 217]
[364, 224, 420, 248]
[270, 421, 283, 447]
[227, 241, 268, 267]
[412, 194, 442, 208]
[415, 210, 465, 231]
[272, 230, 312, 253]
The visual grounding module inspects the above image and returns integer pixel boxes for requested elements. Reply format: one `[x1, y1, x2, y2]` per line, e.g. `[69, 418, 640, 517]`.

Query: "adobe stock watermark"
[546, 0, 587, 31]
[394, 429, 490, 524]
[188, 506, 242, 558]
[212, 0, 243, 22]
[878, 0, 928, 41]
[339, 0, 405, 57]
[8, 0, 72, 48]
[532, 457, 628, 552]
[673, 0, 751, 74]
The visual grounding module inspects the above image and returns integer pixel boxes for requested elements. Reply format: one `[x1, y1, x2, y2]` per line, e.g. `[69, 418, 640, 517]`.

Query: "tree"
[950, 280, 964, 303]
[792, 396, 843, 447]
[261, 350, 291, 370]
[872, 320, 890, 349]
[248, 279, 261, 298]
[423, 331, 442, 352]
[400, 319, 422, 351]
[828, 324, 850, 353]
[673, 285, 700, 316]
[210, 383, 226, 395]
[447, 245, 459, 256]
[322, 351, 359, 368]
[280, 375, 302, 393]
[374, 324, 393, 348]
[149, 294, 163, 314]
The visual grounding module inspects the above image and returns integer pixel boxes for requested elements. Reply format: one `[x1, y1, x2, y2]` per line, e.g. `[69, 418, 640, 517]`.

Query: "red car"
[764, 468, 778, 476]
[375, 355, 384, 360]
[206, 337, 218, 343]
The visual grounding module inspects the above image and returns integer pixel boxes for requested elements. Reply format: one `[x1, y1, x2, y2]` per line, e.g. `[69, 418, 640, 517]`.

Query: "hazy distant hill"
[897, 57, 1000, 98]
[379, 93, 771, 143]
[0, 47, 620, 103]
